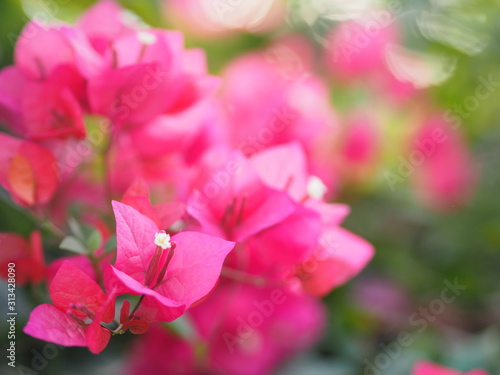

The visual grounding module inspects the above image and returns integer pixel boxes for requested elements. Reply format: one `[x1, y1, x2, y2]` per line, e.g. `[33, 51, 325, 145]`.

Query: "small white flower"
[137, 31, 157, 45]
[154, 231, 171, 249]
[307, 175, 328, 200]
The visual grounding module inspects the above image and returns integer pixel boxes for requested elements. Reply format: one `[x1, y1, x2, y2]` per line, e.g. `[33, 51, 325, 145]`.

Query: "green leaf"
[60, 236, 87, 254]
[87, 230, 102, 252]
[68, 217, 85, 241]
[104, 235, 117, 253]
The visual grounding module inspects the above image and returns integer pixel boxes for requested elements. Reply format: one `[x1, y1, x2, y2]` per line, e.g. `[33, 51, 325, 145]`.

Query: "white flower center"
[307, 175, 327, 199]
[137, 31, 157, 45]
[154, 231, 171, 249]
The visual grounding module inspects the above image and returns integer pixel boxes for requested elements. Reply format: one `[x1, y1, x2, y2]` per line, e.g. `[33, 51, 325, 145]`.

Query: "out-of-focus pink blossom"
[125, 324, 200, 375]
[124, 283, 325, 375]
[190, 284, 326, 375]
[325, 19, 399, 80]
[339, 115, 381, 183]
[0, 133, 59, 206]
[353, 276, 412, 325]
[0, 231, 44, 285]
[120, 178, 186, 230]
[411, 118, 476, 211]
[22, 66, 87, 140]
[325, 19, 419, 101]
[219, 52, 335, 157]
[412, 361, 490, 375]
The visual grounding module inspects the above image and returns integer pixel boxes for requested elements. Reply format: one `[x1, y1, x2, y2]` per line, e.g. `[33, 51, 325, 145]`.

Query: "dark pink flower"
[0, 133, 59, 206]
[24, 261, 115, 354]
[77, 0, 139, 55]
[124, 325, 200, 375]
[22, 65, 87, 140]
[248, 142, 374, 293]
[124, 283, 325, 375]
[105, 201, 234, 322]
[0, 231, 44, 285]
[0, 66, 27, 134]
[187, 150, 297, 242]
[14, 22, 76, 80]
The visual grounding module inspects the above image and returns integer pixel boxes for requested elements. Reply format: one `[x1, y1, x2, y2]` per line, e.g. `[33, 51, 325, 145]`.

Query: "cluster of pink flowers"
[0, 1, 484, 374]
[0, 1, 374, 373]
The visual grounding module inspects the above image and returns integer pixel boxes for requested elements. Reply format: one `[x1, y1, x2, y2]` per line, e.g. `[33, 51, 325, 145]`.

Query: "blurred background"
[0, 0, 499, 374]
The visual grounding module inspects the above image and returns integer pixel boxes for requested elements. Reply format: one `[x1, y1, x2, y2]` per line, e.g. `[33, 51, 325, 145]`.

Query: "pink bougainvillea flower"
[87, 62, 174, 127]
[187, 150, 297, 242]
[191, 284, 325, 375]
[108, 29, 183, 72]
[219, 52, 335, 156]
[115, 299, 151, 335]
[240, 203, 322, 279]
[0, 231, 44, 285]
[412, 361, 490, 375]
[0, 66, 27, 134]
[0, 64, 87, 140]
[0, 133, 59, 206]
[14, 20, 104, 80]
[123, 283, 325, 375]
[105, 201, 234, 322]
[24, 261, 115, 354]
[338, 115, 381, 183]
[77, 0, 140, 55]
[293, 226, 374, 296]
[88, 27, 219, 128]
[186, 144, 372, 285]
[247, 142, 374, 294]
[325, 19, 399, 80]
[121, 178, 186, 230]
[124, 325, 199, 375]
[46, 255, 97, 285]
[14, 22, 76, 80]
[411, 118, 476, 211]
[22, 66, 87, 140]
[249, 141, 309, 202]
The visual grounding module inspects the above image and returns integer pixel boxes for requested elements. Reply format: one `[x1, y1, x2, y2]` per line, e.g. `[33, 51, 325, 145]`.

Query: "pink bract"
[106, 201, 234, 322]
[24, 261, 115, 354]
